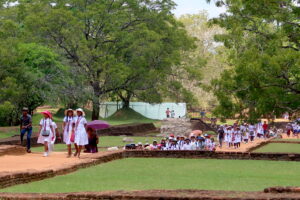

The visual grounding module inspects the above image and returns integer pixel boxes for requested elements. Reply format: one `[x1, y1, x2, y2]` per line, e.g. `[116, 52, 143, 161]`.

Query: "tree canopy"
[208, 0, 300, 121]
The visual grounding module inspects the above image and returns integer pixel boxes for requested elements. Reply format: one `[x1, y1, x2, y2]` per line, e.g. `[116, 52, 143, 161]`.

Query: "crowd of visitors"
[216, 121, 270, 149]
[125, 121, 276, 151]
[125, 134, 217, 151]
[20, 108, 98, 158]
[286, 121, 300, 138]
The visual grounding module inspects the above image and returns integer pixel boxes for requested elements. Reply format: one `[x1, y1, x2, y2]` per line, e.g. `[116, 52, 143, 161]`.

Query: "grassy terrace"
[31, 136, 162, 152]
[1, 158, 300, 193]
[254, 143, 300, 153]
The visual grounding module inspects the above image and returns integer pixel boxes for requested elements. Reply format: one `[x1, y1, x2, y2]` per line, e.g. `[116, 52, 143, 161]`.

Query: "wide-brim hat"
[64, 109, 74, 116]
[22, 107, 29, 111]
[76, 108, 86, 117]
[41, 111, 52, 119]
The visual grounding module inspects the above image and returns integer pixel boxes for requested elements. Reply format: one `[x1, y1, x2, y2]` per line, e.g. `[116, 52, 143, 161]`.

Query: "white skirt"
[63, 129, 73, 145]
[74, 129, 88, 146]
[37, 130, 54, 144]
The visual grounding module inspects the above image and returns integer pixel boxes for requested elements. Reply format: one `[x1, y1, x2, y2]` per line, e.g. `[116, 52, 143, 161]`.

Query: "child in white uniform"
[37, 111, 55, 157]
[73, 108, 88, 158]
[63, 109, 75, 157]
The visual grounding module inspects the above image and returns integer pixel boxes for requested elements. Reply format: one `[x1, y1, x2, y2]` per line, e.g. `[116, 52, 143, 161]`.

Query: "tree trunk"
[91, 82, 101, 120]
[92, 98, 100, 120]
[118, 91, 132, 109]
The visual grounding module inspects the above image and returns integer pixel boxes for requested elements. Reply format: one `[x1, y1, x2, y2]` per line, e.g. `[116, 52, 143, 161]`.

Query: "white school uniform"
[235, 131, 241, 143]
[73, 116, 88, 146]
[209, 142, 216, 151]
[48, 122, 57, 152]
[182, 143, 192, 150]
[190, 140, 197, 150]
[177, 140, 185, 150]
[243, 130, 249, 140]
[63, 116, 74, 145]
[37, 118, 54, 144]
[168, 144, 178, 150]
[224, 129, 229, 143]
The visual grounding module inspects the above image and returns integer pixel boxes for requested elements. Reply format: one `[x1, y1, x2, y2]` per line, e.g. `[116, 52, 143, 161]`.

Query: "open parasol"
[87, 120, 110, 130]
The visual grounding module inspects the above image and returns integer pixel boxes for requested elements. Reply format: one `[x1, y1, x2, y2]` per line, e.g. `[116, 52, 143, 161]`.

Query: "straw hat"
[41, 110, 52, 119]
[22, 107, 29, 111]
[76, 108, 85, 117]
[64, 109, 74, 116]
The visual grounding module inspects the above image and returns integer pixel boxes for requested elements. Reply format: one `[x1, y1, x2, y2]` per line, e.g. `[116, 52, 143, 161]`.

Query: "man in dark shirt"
[20, 107, 32, 153]
[217, 126, 225, 148]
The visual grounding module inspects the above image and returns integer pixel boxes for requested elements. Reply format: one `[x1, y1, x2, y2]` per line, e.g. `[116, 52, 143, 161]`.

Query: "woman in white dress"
[72, 108, 88, 158]
[37, 111, 55, 157]
[63, 109, 75, 157]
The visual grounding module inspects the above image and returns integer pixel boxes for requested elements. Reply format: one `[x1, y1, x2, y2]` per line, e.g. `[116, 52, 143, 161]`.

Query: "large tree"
[207, 0, 300, 121]
[16, 0, 193, 120]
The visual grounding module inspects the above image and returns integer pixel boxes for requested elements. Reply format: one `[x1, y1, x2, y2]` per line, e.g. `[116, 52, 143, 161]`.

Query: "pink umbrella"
[87, 120, 110, 130]
[191, 130, 202, 136]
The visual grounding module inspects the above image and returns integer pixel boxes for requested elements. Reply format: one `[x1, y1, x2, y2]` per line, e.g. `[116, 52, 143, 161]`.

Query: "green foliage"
[2, 158, 300, 193]
[208, 0, 300, 121]
[15, 0, 194, 120]
[254, 143, 300, 154]
[178, 12, 227, 109]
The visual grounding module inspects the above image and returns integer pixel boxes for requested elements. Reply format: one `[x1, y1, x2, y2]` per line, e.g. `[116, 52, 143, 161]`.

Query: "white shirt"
[182, 143, 192, 150]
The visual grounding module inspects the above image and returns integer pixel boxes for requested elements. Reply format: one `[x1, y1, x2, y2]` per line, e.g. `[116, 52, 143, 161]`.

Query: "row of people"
[125, 135, 216, 151]
[38, 108, 98, 158]
[286, 122, 300, 138]
[217, 122, 270, 149]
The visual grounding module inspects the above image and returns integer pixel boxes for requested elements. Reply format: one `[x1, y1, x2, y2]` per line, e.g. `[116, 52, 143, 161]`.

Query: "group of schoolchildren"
[125, 134, 217, 151]
[38, 108, 98, 158]
[217, 121, 269, 149]
[286, 121, 300, 138]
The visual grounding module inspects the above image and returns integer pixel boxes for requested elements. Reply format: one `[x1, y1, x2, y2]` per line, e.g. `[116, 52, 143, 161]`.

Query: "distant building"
[100, 102, 187, 120]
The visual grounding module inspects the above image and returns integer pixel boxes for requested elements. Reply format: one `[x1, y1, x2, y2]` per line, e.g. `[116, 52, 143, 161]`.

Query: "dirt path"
[0, 151, 112, 174]
[215, 138, 272, 152]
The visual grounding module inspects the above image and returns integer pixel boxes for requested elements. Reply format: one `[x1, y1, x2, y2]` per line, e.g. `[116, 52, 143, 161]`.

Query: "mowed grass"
[2, 158, 300, 193]
[0, 131, 17, 139]
[31, 136, 163, 152]
[254, 143, 300, 153]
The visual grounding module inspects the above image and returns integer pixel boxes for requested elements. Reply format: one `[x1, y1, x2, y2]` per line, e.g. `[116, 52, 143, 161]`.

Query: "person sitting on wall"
[84, 127, 99, 153]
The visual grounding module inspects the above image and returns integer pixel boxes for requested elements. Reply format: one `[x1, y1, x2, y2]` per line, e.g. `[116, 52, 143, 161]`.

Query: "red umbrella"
[87, 120, 110, 130]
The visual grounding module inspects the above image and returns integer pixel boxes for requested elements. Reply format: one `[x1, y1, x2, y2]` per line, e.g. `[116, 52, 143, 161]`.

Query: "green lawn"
[1, 158, 300, 193]
[31, 136, 163, 152]
[273, 138, 300, 142]
[0, 131, 17, 139]
[254, 143, 300, 153]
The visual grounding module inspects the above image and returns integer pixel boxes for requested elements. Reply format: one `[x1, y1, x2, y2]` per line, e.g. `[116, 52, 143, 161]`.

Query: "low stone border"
[124, 150, 300, 161]
[264, 186, 300, 193]
[1, 189, 300, 200]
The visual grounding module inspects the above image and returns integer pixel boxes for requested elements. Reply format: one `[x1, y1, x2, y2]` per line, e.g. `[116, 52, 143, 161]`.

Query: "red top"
[262, 124, 268, 130]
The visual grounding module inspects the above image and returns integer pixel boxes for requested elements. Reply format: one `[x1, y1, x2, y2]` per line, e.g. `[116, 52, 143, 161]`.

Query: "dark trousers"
[21, 128, 32, 150]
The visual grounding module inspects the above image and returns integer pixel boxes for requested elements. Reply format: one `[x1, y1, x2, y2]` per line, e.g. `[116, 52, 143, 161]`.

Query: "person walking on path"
[37, 111, 55, 157]
[63, 109, 75, 157]
[20, 107, 33, 153]
[217, 126, 224, 148]
[72, 108, 88, 158]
